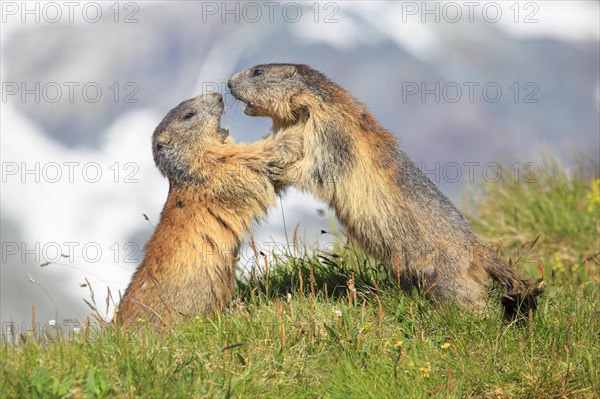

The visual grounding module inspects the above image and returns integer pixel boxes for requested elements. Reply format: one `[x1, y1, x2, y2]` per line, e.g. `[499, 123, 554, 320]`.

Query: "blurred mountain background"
[1, 1, 598, 327]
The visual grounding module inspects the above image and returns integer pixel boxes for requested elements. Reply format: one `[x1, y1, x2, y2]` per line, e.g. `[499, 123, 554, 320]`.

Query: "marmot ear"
[281, 65, 297, 78]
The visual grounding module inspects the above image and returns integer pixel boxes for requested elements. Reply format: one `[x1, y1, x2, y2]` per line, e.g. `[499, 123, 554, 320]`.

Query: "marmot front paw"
[267, 161, 285, 181]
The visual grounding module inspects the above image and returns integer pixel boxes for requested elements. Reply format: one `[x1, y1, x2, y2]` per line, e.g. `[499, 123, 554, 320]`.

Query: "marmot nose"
[209, 92, 223, 102]
[227, 79, 232, 90]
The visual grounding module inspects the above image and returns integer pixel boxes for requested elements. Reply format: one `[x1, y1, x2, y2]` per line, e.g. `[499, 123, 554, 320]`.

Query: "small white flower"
[335, 309, 342, 318]
[287, 293, 292, 303]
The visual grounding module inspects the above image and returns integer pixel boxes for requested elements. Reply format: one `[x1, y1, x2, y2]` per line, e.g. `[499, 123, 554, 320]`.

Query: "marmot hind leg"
[416, 261, 489, 313]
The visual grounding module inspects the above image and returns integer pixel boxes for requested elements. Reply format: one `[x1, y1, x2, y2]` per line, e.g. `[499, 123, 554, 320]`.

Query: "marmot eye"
[253, 68, 263, 77]
[182, 111, 196, 120]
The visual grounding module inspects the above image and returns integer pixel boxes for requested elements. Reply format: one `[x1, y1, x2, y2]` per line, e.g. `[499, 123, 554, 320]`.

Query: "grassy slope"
[1, 157, 598, 399]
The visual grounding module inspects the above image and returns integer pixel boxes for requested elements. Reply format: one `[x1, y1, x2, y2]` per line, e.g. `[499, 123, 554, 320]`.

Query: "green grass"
[2, 155, 598, 398]
[464, 153, 599, 284]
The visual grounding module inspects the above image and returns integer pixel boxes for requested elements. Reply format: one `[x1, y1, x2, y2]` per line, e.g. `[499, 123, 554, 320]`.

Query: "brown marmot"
[228, 64, 542, 319]
[117, 92, 303, 327]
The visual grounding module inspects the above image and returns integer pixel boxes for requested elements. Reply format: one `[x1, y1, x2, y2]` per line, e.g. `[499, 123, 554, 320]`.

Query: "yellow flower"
[587, 178, 600, 214]
[419, 362, 432, 377]
[394, 340, 404, 349]
[441, 342, 451, 349]
[552, 252, 564, 273]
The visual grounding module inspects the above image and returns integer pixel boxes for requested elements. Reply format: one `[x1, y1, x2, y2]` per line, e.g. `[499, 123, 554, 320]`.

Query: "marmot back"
[228, 64, 542, 319]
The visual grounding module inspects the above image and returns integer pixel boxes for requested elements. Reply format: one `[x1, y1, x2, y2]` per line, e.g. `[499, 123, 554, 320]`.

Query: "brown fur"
[117, 93, 303, 327]
[228, 64, 542, 319]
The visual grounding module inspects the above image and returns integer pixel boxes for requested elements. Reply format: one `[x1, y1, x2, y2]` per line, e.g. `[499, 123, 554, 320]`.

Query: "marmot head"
[228, 63, 338, 127]
[152, 92, 230, 183]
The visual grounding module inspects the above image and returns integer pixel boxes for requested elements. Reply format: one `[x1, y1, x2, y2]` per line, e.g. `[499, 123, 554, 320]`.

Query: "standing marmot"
[228, 64, 541, 319]
[117, 92, 303, 327]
